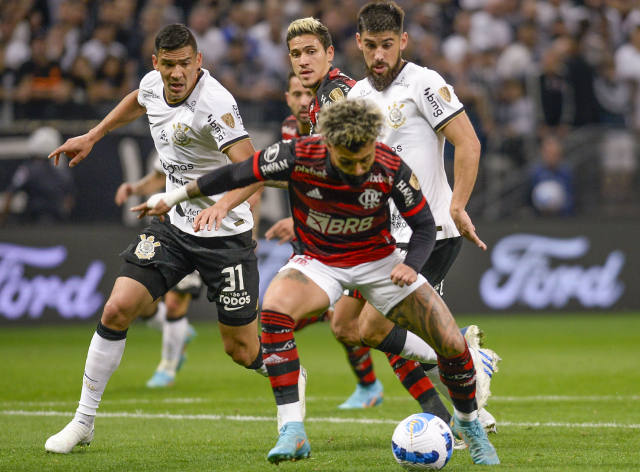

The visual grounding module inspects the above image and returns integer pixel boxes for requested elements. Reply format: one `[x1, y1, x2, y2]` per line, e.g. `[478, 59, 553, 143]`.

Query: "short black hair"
[154, 24, 198, 55]
[286, 70, 299, 91]
[357, 2, 404, 36]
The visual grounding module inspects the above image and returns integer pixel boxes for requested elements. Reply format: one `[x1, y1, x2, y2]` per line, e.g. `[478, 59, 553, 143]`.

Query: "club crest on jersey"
[221, 113, 235, 128]
[409, 173, 421, 190]
[135, 234, 161, 260]
[172, 123, 192, 146]
[329, 88, 345, 102]
[439, 86, 452, 102]
[359, 189, 383, 209]
[387, 102, 406, 129]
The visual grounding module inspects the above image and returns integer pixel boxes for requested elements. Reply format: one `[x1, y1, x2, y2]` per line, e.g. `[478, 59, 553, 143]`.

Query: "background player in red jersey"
[281, 71, 312, 140]
[138, 99, 499, 466]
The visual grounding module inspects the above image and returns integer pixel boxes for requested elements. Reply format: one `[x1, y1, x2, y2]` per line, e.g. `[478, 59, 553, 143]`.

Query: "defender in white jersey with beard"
[340, 2, 500, 466]
[44, 24, 272, 454]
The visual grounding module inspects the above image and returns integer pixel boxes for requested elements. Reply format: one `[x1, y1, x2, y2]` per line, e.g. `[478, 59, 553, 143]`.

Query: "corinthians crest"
[172, 123, 192, 146]
[387, 102, 406, 129]
[135, 234, 161, 260]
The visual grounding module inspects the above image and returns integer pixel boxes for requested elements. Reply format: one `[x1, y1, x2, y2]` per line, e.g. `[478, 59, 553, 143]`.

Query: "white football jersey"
[349, 62, 464, 242]
[138, 68, 253, 237]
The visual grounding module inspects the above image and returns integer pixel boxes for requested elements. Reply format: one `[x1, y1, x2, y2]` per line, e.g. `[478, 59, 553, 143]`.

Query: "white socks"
[160, 316, 189, 376]
[146, 301, 167, 331]
[455, 409, 478, 422]
[400, 331, 438, 363]
[277, 401, 303, 425]
[77, 332, 126, 417]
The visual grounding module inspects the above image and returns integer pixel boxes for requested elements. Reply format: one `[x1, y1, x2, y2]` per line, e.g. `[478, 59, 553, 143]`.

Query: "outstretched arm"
[49, 90, 146, 167]
[442, 114, 486, 250]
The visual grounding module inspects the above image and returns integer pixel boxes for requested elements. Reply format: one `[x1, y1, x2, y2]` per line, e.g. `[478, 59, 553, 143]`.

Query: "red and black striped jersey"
[251, 137, 430, 268]
[281, 115, 310, 140]
[308, 68, 356, 134]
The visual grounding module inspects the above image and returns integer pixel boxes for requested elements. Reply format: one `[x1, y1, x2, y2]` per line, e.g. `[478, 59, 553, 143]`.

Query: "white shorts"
[279, 250, 427, 316]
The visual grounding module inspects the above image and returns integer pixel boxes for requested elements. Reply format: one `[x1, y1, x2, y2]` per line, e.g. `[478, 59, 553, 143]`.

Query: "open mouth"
[372, 64, 387, 75]
[170, 83, 185, 93]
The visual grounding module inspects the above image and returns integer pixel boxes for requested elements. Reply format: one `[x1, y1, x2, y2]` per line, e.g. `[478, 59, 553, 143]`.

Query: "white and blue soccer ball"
[391, 413, 453, 471]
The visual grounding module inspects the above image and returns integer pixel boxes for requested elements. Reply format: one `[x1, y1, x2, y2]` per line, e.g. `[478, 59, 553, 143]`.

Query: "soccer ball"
[391, 413, 453, 471]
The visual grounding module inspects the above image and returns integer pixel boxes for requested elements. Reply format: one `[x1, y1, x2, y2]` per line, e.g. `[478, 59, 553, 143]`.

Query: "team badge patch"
[135, 234, 161, 260]
[329, 88, 345, 102]
[172, 123, 192, 146]
[387, 101, 406, 129]
[359, 189, 383, 209]
[439, 86, 451, 102]
[409, 173, 421, 190]
[221, 113, 235, 128]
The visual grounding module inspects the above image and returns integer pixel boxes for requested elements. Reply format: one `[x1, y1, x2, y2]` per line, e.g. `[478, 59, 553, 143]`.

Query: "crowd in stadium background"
[0, 0, 638, 221]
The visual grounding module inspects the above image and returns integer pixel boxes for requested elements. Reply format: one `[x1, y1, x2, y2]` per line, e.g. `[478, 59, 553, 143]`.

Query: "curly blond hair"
[318, 99, 383, 152]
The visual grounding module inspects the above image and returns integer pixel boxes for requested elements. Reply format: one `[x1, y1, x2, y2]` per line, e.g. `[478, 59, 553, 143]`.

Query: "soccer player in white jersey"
[44, 24, 275, 454]
[335, 2, 500, 462]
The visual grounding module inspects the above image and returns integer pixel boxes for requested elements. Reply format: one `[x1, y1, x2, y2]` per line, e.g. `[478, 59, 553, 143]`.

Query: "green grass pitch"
[1, 314, 639, 471]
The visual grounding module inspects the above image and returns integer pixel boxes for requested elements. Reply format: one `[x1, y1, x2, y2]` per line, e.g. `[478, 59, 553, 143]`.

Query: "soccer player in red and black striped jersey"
[281, 71, 312, 140]
[140, 99, 498, 465]
[286, 18, 356, 135]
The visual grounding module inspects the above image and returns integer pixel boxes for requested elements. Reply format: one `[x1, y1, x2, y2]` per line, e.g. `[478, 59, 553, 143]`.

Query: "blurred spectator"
[599, 129, 638, 209]
[187, 3, 227, 73]
[496, 21, 538, 80]
[442, 10, 472, 66]
[0, 126, 76, 226]
[88, 55, 132, 106]
[495, 79, 536, 166]
[79, 22, 127, 71]
[615, 23, 640, 130]
[469, 0, 513, 53]
[594, 55, 631, 126]
[529, 134, 574, 216]
[247, 0, 289, 83]
[529, 43, 572, 133]
[14, 33, 73, 119]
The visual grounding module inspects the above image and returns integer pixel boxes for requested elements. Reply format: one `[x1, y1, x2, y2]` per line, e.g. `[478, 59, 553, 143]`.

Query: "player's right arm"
[49, 90, 146, 167]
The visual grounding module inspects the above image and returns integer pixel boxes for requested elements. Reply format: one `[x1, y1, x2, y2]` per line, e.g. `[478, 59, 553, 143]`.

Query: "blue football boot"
[451, 415, 500, 465]
[267, 422, 311, 464]
[338, 379, 384, 409]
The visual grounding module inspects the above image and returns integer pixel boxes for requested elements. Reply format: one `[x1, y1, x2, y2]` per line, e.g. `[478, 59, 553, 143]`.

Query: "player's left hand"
[193, 204, 228, 232]
[451, 208, 487, 250]
[390, 263, 417, 287]
[131, 193, 170, 221]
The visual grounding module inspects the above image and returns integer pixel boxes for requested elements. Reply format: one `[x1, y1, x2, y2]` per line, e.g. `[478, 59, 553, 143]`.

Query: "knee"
[358, 315, 384, 348]
[102, 297, 137, 330]
[223, 339, 257, 367]
[331, 318, 359, 346]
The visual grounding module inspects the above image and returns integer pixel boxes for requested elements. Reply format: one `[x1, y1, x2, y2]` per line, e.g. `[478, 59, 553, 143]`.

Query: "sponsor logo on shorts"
[134, 235, 160, 260]
[219, 292, 251, 312]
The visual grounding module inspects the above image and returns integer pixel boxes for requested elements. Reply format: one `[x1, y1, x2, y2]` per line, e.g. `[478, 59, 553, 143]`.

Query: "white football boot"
[277, 366, 307, 432]
[45, 418, 94, 453]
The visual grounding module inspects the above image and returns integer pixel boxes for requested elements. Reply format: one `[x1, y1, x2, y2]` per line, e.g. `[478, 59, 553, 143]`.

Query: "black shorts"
[171, 271, 203, 299]
[118, 218, 259, 326]
[346, 236, 462, 298]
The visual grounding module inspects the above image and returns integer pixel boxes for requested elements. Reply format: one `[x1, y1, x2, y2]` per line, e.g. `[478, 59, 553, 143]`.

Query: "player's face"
[357, 30, 407, 91]
[152, 46, 202, 103]
[286, 75, 313, 124]
[327, 140, 376, 187]
[289, 34, 334, 91]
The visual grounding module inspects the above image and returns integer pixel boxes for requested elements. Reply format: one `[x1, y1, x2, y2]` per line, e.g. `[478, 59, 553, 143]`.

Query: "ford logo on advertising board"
[0, 244, 105, 320]
[479, 234, 625, 310]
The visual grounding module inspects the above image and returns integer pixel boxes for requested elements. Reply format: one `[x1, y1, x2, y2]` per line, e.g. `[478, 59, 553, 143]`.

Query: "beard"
[366, 56, 404, 92]
[335, 166, 372, 187]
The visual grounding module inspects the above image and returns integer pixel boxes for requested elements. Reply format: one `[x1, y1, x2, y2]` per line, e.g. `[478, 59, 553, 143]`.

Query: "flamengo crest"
[135, 235, 161, 260]
[359, 189, 382, 209]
